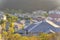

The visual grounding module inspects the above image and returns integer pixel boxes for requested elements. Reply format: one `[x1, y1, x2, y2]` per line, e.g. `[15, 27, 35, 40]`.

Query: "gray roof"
[54, 22, 60, 26]
[28, 21, 60, 33]
[25, 23, 37, 30]
[17, 20, 60, 34]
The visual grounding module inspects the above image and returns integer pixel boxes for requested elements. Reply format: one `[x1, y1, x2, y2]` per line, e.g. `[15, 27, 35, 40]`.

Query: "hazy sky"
[0, 0, 60, 12]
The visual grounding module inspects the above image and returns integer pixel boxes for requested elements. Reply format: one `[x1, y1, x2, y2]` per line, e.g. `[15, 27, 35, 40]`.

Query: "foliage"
[42, 13, 48, 17]
[3, 9, 25, 14]
[5, 14, 18, 22]
[2, 32, 56, 40]
[0, 20, 6, 31]
[39, 33, 56, 40]
[0, 20, 6, 24]
[21, 36, 29, 40]
[30, 36, 39, 40]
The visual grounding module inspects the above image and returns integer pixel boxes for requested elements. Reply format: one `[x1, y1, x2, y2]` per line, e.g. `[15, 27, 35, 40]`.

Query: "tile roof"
[28, 21, 60, 33]
[48, 14, 60, 18]
[54, 22, 60, 26]
[17, 20, 60, 34]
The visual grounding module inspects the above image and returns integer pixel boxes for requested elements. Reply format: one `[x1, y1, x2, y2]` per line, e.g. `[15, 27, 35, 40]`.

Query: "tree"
[42, 13, 48, 18]
[13, 33, 22, 40]
[2, 31, 8, 40]
[21, 36, 29, 40]
[39, 33, 56, 40]
[30, 36, 38, 40]
[0, 20, 6, 31]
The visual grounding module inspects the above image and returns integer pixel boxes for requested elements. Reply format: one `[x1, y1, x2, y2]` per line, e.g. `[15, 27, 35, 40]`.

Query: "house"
[53, 21, 60, 26]
[32, 10, 47, 18]
[0, 14, 3, 20]
[48, 14, 60, 22]
[34, 17, 45, 21]
[2, 15, 7, 20]
[17, 20, 60, 36]
[49, 10, 60, 14]
[0, 14, 7, 21]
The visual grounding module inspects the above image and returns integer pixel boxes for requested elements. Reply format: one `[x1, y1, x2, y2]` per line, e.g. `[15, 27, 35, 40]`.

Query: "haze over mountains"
[0, 0, 60, 12]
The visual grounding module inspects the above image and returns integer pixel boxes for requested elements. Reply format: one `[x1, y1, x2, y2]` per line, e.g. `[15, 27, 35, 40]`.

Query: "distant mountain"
[0, 0, 60, 12]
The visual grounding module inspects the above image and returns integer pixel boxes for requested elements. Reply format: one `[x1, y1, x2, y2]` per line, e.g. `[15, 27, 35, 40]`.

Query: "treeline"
[3, 9, 26, 14]
[2, 32, 57, 40]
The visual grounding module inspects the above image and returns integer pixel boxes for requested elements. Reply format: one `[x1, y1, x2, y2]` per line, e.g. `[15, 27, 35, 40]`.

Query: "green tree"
[42, 13, 48, 18]
[39, 33, 56, 40]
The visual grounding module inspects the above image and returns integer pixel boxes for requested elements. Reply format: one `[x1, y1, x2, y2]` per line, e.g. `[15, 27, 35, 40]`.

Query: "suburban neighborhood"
[0, 0, 60, 40]
[0, 9, 59, 40]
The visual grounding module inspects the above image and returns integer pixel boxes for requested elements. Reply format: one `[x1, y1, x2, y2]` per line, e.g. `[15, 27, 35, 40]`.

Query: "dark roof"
[54, 22, 60, 26]
[28, 21, 60, 33]
[49, 14, 60, 18]
[17, 20, 60, 34]
[25, 23, 37, 30]
[16, 30, 25, 34]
